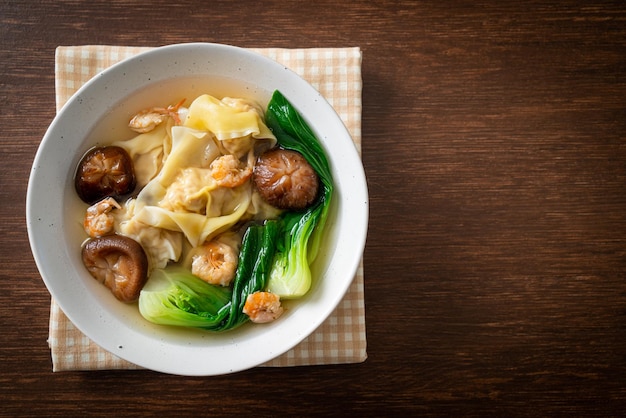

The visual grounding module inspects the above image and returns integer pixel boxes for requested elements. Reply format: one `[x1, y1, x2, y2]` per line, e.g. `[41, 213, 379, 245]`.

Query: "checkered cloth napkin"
[48, 45, 366, 371]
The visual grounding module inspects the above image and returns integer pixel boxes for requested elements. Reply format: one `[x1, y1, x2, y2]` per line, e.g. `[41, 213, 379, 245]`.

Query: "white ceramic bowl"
[26, 43, 368, 376]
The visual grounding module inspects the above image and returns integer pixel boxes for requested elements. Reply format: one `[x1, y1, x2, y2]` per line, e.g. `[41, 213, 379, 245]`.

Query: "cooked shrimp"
[243, 291, 284, 324]
[209, 152, 254, 188]
[128, 98, 186, 133]
[83, 197, 121, 238]
[191, 241, 238, 286]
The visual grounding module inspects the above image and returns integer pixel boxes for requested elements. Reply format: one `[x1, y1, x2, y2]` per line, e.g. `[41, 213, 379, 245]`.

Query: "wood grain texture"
[1, 0, 625, 416]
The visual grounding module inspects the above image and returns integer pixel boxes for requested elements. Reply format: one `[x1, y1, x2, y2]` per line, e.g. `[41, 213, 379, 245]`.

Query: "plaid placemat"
[48, 45, 366, 371]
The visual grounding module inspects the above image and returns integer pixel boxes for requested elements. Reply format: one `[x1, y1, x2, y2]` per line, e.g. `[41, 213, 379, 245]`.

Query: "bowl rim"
[26, 42, 369, 375]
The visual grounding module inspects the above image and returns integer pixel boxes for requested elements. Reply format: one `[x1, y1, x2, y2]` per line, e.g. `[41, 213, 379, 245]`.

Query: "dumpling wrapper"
[131, 188, 251, 248]
[184, 95, 276, 143]
[113, 199, 183, 270]
[113, 120, 172, 188]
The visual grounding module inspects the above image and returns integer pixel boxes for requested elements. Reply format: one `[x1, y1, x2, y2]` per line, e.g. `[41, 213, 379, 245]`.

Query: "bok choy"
[264, 90, 334, 298]
[138, 267, 232, 329]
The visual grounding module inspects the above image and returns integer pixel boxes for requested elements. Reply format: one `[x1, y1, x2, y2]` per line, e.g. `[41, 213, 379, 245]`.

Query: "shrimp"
[209, 152, 254, 188]
[191, 241, 238, 286]
[243, 291, 284, 324]
[128, 98, 186, 133]
[83, 197, 121, 238]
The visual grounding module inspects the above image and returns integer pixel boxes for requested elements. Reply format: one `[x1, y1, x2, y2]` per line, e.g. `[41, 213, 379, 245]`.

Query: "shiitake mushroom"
[253, 148, 320, 210]
[75, 146, 136, 204]
[81, 235, 149, 303]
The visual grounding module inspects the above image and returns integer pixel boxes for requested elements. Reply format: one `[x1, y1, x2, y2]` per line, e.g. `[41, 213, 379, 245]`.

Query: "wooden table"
[2, 1, 625, 416]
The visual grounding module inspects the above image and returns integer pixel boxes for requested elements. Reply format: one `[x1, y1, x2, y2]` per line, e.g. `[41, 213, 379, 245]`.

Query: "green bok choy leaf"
[138, 267, 232, 329]
[264, 90, 334, 298]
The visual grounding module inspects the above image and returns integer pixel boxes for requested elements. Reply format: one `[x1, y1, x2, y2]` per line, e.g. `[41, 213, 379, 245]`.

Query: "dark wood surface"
[2, 1, 625, 416]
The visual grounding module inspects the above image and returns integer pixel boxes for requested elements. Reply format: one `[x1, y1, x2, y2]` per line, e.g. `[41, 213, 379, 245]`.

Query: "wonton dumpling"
[113, 199, 183, 269]
[184, 94, 276, 143]
[159, 167, 218, 214]
[246, 190, 284, 221]
[113, 121, 172, 188]
[157, 126, 221, 185]
[126, 124, 253, 247]
[132, 186, 251, 247]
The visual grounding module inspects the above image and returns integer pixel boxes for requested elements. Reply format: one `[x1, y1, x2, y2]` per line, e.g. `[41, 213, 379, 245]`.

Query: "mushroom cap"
[253, 149, 319, 210]
[75, 146, 136, 204]
[81, 235, 149, 303]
